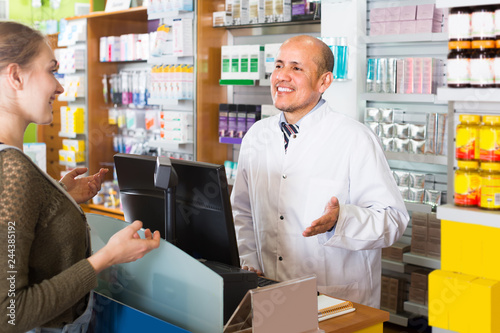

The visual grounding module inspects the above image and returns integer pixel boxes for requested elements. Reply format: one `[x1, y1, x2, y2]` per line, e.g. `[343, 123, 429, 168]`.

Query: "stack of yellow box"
[429, 220, 500, 332]
[59, 139, 86, 164]
[60, 106, 85, 135]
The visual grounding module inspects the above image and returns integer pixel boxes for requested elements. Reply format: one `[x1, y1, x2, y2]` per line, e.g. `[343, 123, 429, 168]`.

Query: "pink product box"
[370, 22, 386, 36]
[416, 19, 443, 33]
[385, 21, 400, 35]
[386, 7, 401, 22]
[400, 20, 417, 34]
[417, 4, 443, 22]
[400, 5, 417, 21]
[370, 8, 387, 23]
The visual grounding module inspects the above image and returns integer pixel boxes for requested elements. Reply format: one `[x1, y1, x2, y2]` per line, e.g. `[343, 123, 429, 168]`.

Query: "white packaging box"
[232, 0, 242, 25]
[264, 0, 274, 22]
[136, 34, 150, 60]
[107, 36, 121, 62]
[239, 45, 250, 78]
[221, 45, 232, 79]
[173, 18, 193, 56]
[274, 0, 291, 22]
[226, 0, 233, 12]
[100, 37, 108, 62]
[120, 35, 128, 61]
[162, 120, 192, 132]
[161, 127, 193, 142]
[161, 111, 193, 122]
[175, 0, 193, 11]
[213, 11, 232, 27]
[241, 0, 250, 25]
[264, 43, 281, 75]
[62, 139, 85, 152]
[24, 143, 47, 173]
[247, 44, 264, 80]
[249, 0, 265, 24]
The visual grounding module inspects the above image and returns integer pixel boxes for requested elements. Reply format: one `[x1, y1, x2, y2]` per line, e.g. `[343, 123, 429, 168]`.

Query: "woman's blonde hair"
[0, 21, 47, 72]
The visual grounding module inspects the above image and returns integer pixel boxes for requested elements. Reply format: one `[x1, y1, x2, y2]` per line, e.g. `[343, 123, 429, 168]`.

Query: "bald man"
[230, 35, 409, 308]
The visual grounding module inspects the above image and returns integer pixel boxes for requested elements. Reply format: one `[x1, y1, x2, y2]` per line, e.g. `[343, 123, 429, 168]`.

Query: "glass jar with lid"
[470, 40, 496, 88]
[449, 7, 471, 41]
[456, 114, 481, 160]
[455, 160, 480, 207]
[447, 40, 471, 88]
[479, 115, 500, 161]
[471, 5, 496, 40]
[479, 162, 500, 210]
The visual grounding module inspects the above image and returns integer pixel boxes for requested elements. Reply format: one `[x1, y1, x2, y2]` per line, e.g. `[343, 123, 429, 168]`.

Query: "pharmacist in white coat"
[230, 35, 409, 308]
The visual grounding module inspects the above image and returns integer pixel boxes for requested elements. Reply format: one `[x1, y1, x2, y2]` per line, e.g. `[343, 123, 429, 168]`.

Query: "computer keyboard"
[257, 276, 279, 288]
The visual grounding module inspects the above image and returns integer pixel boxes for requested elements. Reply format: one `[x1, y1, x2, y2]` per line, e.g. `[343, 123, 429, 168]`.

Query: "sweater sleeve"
[0, 150, 97, 333]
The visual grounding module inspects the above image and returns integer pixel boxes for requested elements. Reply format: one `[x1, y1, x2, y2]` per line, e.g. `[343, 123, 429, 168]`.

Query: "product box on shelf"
[173, 18, 193, 57]
[213, 11, 233, 26]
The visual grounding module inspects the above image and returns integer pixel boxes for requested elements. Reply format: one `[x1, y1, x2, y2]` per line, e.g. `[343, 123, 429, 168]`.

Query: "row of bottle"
[456, 114, 500, 162]
[150, 64, 194, 100]
[455, 160, 500, 210]
[447, 40, 500, 88]
[449, 6, 500, 41]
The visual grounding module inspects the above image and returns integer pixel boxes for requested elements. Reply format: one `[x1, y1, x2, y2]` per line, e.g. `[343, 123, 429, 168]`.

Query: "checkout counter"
[87, 214, 388, 333]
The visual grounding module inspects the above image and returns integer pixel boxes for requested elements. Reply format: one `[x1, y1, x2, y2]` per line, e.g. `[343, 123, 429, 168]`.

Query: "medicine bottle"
[479, 162, 500, 210]
[471, 6, 495, 40]
[447, 41, 471, 88]
[449, 7, 471, 41]
[456, 114, 481, 160]
[470, 40, 496, 88]
[455, 160, 480, 207]
[479, 115, 500, 161]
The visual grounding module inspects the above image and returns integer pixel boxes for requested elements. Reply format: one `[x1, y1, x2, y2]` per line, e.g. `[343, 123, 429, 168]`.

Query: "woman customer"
[0, 21, 161, 333]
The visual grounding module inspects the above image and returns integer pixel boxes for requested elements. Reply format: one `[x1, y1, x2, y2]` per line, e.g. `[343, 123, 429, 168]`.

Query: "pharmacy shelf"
[220, 137, 243, 145]
[360, 93, 446, 104]
[382, 259, 406, 273]
[147, 10, 194, 20]
[405, 202, 434, 214]
[436, 204, 500, 229]
[437, 87, 500, 103]
[219, 20, 321, 37]
[58, 132, 84, 139]
[148, 140, 193, 149]
[147, 55, 194, 65]
[403, 253, 440, 270]
[147, 98, 194, 110]
[404, 301, 428, 317]
[436, 0, 499, 8]
[384, 152, 448, 165]
[365, 32, 448, 44]
[219, 79, 257, 86]
[388, 312, 409, 327]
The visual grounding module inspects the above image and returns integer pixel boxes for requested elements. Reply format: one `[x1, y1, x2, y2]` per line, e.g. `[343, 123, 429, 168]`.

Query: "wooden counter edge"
[319, 301, 389, 333]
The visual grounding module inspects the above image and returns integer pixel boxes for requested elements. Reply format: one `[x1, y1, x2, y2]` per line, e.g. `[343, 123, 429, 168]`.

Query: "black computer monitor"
[113, 153, 240, 268]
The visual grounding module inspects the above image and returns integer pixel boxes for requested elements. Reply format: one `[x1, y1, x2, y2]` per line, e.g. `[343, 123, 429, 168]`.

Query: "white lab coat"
[230, 101, 409, 308]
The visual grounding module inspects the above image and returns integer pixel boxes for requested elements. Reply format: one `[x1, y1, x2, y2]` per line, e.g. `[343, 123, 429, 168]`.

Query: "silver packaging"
[398, 186, 409, 200]
[380, 108, 394, 123]
[410, 123, 426, 140]
[366, 122, 380, 136]
[381, 123, 395, 138]
[381, 137, 394, 152]
[392, 108, 406, 123]
[394, 138, 410, 153]
[394, 123, 410, 139]
[376, 58, 387, 93]
[436, 113, 448, 156]
[410, 139, 426, 154]
[394, 170, 410, 187]
[425, 189, 442, 206]
[379, 58, 388, 93]
[365, 107, 381, 122]
[408, 187, 425, 203]
[425, 113, 437, 154]
[387, 58, 397, 93]
[366, 58, 376, 93]
[410, 172, 426, 188]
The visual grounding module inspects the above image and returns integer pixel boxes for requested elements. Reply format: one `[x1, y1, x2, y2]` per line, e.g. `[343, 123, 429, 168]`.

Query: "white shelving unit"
[384, 152, 448, 166]
[437, 204, 500, 229]
[405, 202, 434, 214]
[360, 93, 442, 103]
[404, 301, 428, 317]
[436, 0, 499, 7]
[437, 87, 500, 103]
[403, 252, 441, 270]
[365, 32, 448, 44]
[382, 259, 406, 273]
